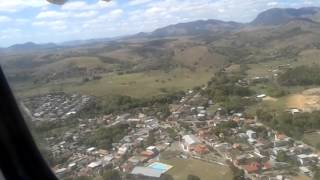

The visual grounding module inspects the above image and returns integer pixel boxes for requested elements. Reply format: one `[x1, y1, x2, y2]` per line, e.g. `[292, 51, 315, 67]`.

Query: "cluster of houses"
[42, 106, 175, 179]
[25, 87, 320, 180]
[166, 91, 320, 180]
[208, 116, 320, 180]
[23, 92, 93, 121]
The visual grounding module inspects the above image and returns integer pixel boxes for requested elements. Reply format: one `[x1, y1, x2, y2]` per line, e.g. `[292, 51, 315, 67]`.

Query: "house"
[128, 156, 149, 165]
[68, 163, 77, 170]
[140, 150, 155, 158]
[256, 94, 266, 99]
[274, 133, 286, 141]
[297, 154, 318, 166]
[55, 168, 68, 178]
[299, 166, 312, 177]
[140, 146, 159, 159]
[286, 108, 301, 115]
[86, 147, 96, 154]
[234, 154, 253, 165]
[272, 147, 288, 156]
[102, 155, 114, 166]
[197, 106, 205, 111]
[88, 161, 102, 169]
[193, 144, 209, 154]
[197, 113, 206, 120]
[118, 144, 130, 155]
[181, 135, 201, 152]
[146, 146, 159, 154]
[246, 130, 257, 139]
[274, 138, 291, 147]
[242, 162, 261, 174]
[292, 145, 312, 155]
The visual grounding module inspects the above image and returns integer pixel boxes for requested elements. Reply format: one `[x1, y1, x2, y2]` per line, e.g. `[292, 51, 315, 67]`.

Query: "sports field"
[161, 158, 233, 180]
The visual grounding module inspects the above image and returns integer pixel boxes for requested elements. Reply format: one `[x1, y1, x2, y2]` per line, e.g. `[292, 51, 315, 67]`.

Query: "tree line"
[256, 109, 320, 139]
[278, 65, 320, 86]
[202, 70, 256, 112]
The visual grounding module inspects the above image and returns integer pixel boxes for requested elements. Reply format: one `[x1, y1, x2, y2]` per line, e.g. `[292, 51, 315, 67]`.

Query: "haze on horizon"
[0, 0, 319, 47]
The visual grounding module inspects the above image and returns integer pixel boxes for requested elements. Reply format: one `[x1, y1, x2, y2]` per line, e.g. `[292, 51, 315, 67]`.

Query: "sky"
[0, 0, 319, 47]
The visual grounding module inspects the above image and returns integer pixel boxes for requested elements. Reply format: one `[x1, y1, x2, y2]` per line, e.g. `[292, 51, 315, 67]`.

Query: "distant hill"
[251, 7, 320, 26]
[141, 19, 242, 38]
[3, 6, 320, 98]
[7, 42, 59, 52]
[7, 7, 320, 49]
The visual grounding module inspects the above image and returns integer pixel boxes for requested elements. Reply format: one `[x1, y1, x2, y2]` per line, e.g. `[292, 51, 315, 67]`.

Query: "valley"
[3, 5, 320, 180]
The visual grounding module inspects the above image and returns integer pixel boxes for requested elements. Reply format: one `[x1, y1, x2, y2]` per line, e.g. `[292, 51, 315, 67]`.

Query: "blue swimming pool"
[148, 162, 173, 173]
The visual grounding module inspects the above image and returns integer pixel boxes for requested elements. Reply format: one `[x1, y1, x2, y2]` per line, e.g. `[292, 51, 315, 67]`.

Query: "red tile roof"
[243, 162, 261, 173]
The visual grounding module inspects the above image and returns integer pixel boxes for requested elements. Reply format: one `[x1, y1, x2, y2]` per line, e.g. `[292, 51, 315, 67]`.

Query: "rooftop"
[131, 166, 162, 178]
[183, 135, 201, 145]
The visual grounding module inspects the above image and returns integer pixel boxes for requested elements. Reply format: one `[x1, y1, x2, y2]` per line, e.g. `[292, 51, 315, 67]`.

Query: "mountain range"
[3, 7, 320, 52]
[3, 6, 320, 99]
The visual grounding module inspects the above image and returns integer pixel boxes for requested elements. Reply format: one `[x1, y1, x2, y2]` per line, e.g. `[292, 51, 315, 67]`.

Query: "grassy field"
[245, 95, 288, 116]
[161, 158, 233, 180]
[15, 67, 214, 99]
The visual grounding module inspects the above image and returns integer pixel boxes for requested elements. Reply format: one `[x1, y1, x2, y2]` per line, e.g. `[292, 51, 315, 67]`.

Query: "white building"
[88, 161, 102, 168]
[256, 94, 266, 99]
[118, 145, 129, 155]
[246, 130, 257, 139]
[181, 135, 201, 152]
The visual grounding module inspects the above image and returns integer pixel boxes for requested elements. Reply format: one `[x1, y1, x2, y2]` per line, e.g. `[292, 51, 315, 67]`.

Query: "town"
[22, 87, 320, 180]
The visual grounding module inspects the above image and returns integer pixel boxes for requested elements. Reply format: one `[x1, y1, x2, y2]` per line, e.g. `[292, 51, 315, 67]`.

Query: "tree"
[233, 169, 245, 180]
[276, 151, 288, 162]
[146, 131, 156, 146]
[166, 127, 178, 139]
[187, 174, 201, 180]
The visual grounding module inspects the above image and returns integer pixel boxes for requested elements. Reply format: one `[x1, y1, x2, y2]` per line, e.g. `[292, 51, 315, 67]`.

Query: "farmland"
[14, 67, 214, 99]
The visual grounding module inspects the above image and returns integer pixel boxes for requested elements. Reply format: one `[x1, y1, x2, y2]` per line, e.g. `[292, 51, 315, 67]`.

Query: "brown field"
[287, 88, 320, 112]
[263, 96, 278, 102]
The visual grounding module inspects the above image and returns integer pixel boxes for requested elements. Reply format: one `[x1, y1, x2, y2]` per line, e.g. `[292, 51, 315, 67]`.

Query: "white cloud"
[0, 28, 21, 42]
[129, 0, 153, 6]
[73, 10, 98, 18]
[0, 16, 11, 23]
[62, 1, 89, 10]
[1, 28, 21, 33]
[0, 0, 48, 12]
[267, 2, 279, 6]
[15, 18, 29, 25]
[36, 10, 99, 19]
[36, 10, 69, 19]
[61, 0, 116, 11]
[108, 9, 123, 19]
[33, 20, 67, 31]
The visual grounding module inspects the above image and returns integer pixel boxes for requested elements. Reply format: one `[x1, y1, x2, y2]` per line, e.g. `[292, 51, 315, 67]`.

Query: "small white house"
[88, 161, 102, 168]
[246, 130, 257, 139]
[256, 94, 266, 99]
